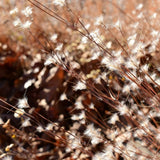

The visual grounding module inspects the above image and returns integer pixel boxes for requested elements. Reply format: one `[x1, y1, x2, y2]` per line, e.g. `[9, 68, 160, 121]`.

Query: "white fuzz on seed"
[2, 156, 13, 160]
[106, 41, 112, 49]
[21, 20, 32, 29]
[24, 79, 35, 89]
[0, 118, 4, 124]
[95, 15, 103, 26]
[13, 18, 21, 26]
[44, 56, 54, 66]
[10, 7, 18, 15]
[136, 3, 143, 10]
[53, 0, 65, 7]
[21, 118, 31, 127]
[37, 125, 44, 133]
[90, 29, 101, 44]
[108, 113, 119, 124]
[14, 109, 25, 118]
[50, 33, 58, 42]
[60, 93, 67, 100]
[46, 123, 54, 130]
[17, 97, 30, 109]
[55, 43, 63, 51]
[84, 124, 103, 145]
[21, 6, 32, 17]
[73, 81, 86, 91]
[93, 145, 114, 160]
[81, 36, 88, 44]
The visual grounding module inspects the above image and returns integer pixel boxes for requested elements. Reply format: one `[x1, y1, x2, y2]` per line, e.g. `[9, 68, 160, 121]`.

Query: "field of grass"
[0, 0, 160, 159]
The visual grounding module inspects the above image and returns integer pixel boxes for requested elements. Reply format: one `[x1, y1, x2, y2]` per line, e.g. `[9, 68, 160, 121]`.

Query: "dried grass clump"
[0, 0, 160, 160]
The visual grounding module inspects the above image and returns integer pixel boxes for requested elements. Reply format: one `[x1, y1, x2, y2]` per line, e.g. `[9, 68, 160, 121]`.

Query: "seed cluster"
[0, 0, 160, 160]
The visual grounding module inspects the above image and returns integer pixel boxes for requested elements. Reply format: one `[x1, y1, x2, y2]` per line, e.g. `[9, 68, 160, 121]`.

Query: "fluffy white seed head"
[21, 6, 32, 17]
[73, 81, 86, 91]
[53, 0, 65, 7]
[14, 109, 25, 118]
[17, 97, 30, 109]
